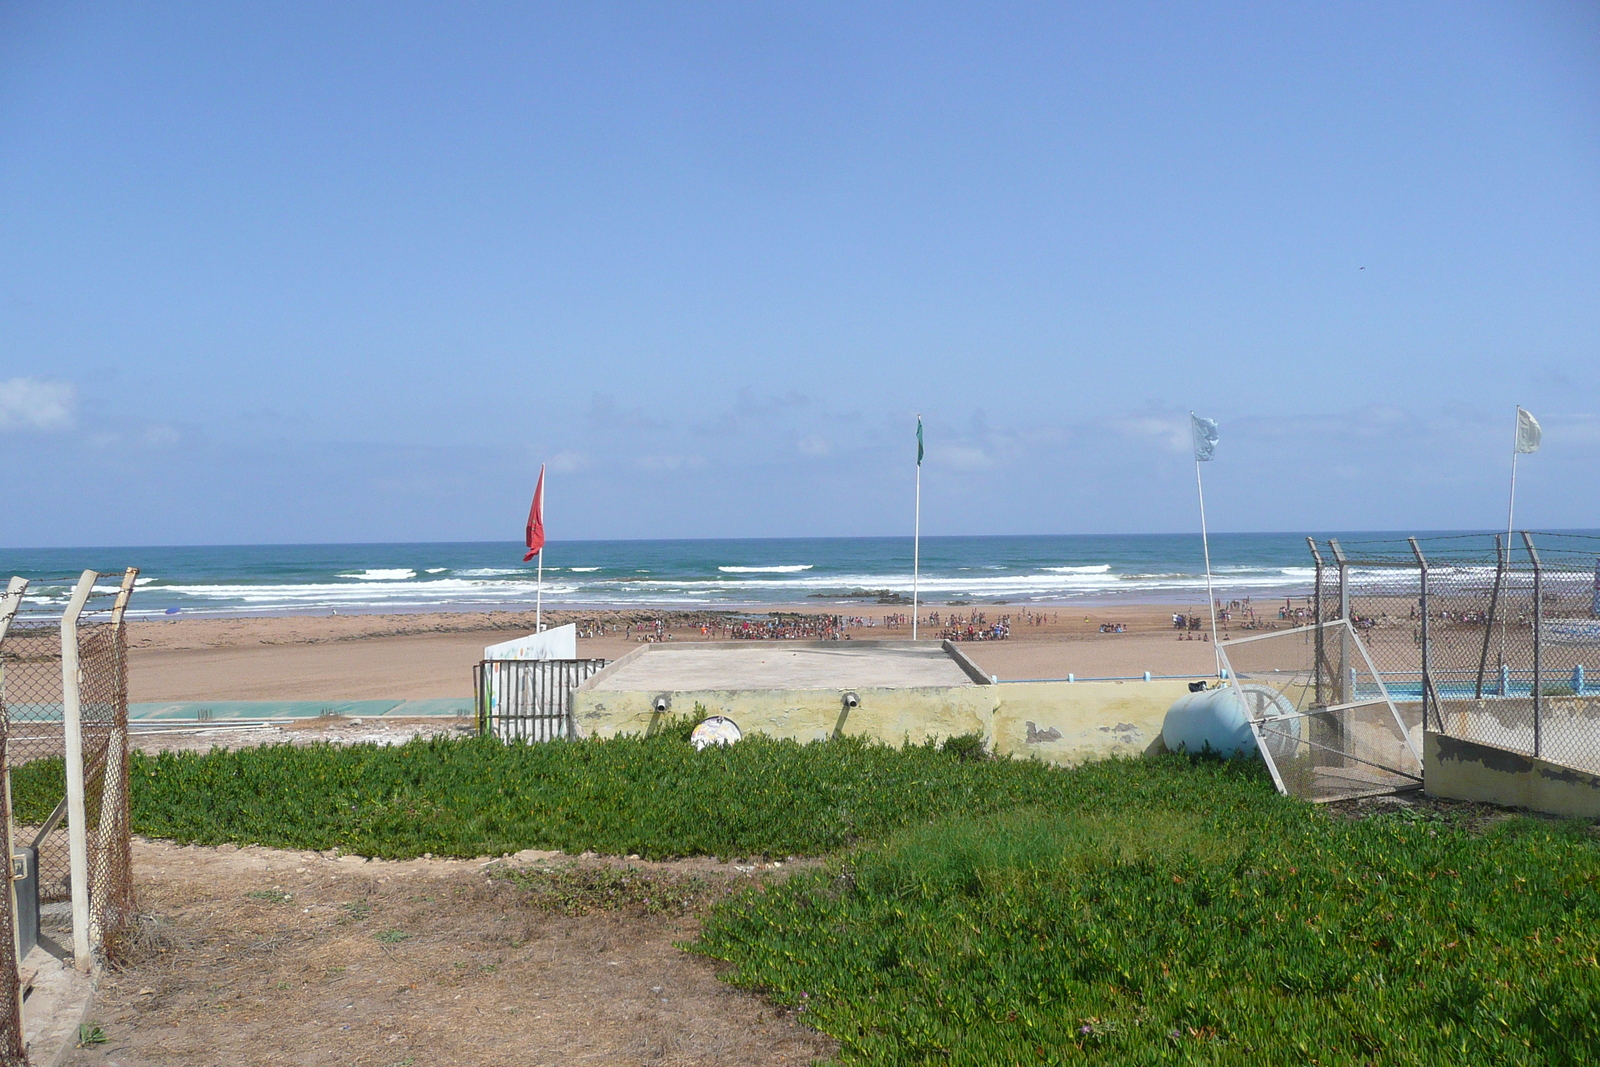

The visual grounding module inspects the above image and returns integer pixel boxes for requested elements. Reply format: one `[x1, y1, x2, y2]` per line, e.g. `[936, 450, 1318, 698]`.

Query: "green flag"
[916, 416, 924, 466]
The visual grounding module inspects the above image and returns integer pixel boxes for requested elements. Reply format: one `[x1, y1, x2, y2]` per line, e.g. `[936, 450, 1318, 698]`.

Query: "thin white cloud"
[939, 444, 995, 471]
[142, 425, 181, 448]
[1118, 415, 1191, 453]
[0, 378, 75, 432]
[637, 454, 706, 471]
[797, 435, 832, 456]
[548, 450, 591, 473]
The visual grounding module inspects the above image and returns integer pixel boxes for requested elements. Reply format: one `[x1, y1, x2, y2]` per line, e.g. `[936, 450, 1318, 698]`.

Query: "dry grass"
[61, 840, 833, 1067]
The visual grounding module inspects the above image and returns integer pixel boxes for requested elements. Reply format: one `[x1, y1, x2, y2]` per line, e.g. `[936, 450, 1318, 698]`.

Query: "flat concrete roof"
[587, 641, 982, 692]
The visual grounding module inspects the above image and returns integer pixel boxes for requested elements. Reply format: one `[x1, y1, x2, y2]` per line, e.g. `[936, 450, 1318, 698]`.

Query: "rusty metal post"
[1410, 538, 1432, 732]
[1475, 535, 1505, 699]
[1524, 532, 1542, 758]
[1330, 539, 1350, 703]
[1308, 537, 1324, 705]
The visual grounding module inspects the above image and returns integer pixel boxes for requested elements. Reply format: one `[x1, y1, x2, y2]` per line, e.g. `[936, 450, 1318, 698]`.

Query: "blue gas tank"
[1161, 685, 1257, 758]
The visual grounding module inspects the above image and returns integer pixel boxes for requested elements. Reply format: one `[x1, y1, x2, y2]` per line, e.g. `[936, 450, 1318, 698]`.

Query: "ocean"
[0, 531, 1544, 619]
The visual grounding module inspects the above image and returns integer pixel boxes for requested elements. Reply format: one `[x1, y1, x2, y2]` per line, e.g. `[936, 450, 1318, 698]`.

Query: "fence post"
[1523, 532, 1542, 758]
[60, 570, 96, 972]
[1410, 538, 1433, 732]
[93, 568, 138, 955]
[0, 578, 29, 1065]
[1330, 539, 1350, 704]
[474, 663, 486, 736]
[1308, 537, 1324, 705]
[1475, 535, 1505, 700]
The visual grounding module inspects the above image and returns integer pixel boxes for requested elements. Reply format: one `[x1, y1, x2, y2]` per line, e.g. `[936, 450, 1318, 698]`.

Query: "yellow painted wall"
[990, 680, 1190, 764]
[573, 679, 1193, 766]
[1425, 731, 1600, 819]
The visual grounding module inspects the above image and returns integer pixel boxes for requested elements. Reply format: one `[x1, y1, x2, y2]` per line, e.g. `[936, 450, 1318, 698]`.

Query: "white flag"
[1191, 414, 1219, 462]
[1515, 407, 1542, 454]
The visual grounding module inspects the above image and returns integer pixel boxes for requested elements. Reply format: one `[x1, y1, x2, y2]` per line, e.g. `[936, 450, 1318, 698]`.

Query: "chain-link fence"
[0, 580, 25, 1066]
[1220, 619, 1423, 803]
[1305, 534, 1600, 776]
[0, 569, 137, 1064]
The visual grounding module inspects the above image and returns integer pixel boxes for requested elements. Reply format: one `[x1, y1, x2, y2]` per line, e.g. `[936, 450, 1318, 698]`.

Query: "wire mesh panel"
[1221, 620, 1422, 803]
[1312, 534, 1600, 776]
[476, 659, 608, 742]
[74, 581, 136, 959]
[0, 570, 137, 966]
[0, 579, 27, 1067]
[1, 615, 72, 904]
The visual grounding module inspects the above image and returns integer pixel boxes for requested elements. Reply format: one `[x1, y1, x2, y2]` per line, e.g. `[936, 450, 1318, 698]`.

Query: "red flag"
[523, 465, 546, 561]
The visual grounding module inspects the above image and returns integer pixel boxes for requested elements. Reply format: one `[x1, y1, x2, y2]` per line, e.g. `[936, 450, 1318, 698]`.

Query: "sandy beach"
[126, 602, 1271, 702]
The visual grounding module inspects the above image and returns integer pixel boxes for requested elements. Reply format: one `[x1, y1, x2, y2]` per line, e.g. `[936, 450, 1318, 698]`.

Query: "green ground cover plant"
[11, 729, 1080, 859]
[695, 784, 1600, 1064]
[11, 728, 1599, 1062]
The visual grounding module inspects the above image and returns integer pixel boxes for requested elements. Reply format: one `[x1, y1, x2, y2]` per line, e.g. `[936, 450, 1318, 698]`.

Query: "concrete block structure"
[1425, 732, 1600, 820]
[572, 641, 1194, 766]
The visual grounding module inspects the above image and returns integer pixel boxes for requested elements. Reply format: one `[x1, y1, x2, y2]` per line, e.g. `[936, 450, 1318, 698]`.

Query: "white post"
[61, 570, 97, 971]
[912, 421, 922, 641]
[536, 474, 545, 632]
[0, 577, 26, 635]
[1194, 460, 1222, 676]
[1506, 449, 1519, 545]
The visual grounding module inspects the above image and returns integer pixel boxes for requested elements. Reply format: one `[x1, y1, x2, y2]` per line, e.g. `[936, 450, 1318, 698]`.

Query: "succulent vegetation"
[9, 726, 1599, 1062]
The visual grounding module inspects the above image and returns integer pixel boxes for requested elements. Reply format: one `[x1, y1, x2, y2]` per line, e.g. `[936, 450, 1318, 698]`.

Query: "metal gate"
[475, 659, 607, 742]
[1220, 619, 1423, 803]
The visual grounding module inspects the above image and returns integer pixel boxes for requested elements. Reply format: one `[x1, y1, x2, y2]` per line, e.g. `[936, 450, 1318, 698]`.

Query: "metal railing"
[475, 658, 608, 743]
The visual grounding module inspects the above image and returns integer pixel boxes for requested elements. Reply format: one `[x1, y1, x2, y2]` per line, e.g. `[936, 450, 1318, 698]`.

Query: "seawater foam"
[717, 565, 814, 573]
[147, 576, 583, 614]
[64, 531, 1383, 617]
[339, 568, 417, 581]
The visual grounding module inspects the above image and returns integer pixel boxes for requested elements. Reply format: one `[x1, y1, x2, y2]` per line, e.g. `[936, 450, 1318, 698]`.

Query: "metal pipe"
[1523, 532, 1542, 758]
[1308, 538, 1324, 706]
[1475, 535, 1505, 699]
[1330, 539, 1350, 705]
[1410, 538, 1432, 732]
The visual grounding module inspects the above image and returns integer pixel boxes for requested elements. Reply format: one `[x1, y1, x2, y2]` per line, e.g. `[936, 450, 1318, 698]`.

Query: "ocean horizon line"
[9, 527, 1598, 554]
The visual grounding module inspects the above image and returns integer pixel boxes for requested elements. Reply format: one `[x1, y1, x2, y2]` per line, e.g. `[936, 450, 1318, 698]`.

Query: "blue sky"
[2, 1, 1597, 546]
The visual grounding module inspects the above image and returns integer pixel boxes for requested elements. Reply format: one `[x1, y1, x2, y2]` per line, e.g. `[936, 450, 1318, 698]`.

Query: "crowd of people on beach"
[934, 611, 1013, 642]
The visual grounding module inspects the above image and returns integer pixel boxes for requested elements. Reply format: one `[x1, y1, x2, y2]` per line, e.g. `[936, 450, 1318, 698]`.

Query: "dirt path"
[63, 840, 833, 1067]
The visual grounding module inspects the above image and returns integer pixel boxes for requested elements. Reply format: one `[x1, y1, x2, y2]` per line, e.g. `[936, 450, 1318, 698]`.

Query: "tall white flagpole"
[1191, 413, 1222, 676]
[536, 471, 545, 632]
[1507, 405, 1543, 544]
[1506, 417, 1520, 546]
[1195, 458, 1221, 675]
[912, 414, 922, 640]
